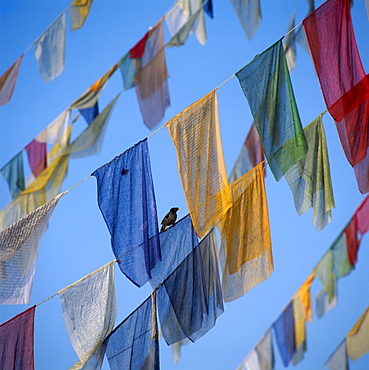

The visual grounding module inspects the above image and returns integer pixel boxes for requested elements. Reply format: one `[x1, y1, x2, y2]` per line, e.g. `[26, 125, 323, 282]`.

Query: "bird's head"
[170, 207, 180, 213]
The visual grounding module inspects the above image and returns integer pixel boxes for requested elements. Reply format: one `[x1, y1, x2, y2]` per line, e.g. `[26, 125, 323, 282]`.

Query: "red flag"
[344, 218, 360, 266]
[354, 195, 369, 236]
[24, 139, 47, 178]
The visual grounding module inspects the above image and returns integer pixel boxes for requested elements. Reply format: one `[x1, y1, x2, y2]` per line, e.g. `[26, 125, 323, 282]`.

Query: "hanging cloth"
[354, 195, 369, 236]
[230, 0, 261, 40]
[166, 90, 231, 238]
[0, 151, 26, 199]
[24, 139, 47, 178]
[325, 340, 349, 370]
[0, 55, 23, 106]
[69, 0, 94, 31]
[236, 40, 308, 181]
[92, 139, 161, 287]
[346, 307, 369, 361]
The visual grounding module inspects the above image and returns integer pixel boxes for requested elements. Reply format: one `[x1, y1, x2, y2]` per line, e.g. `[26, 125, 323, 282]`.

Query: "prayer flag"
[355, 195, 369, 236]
[273, 302, 296, 367]
[158, 231, 222, 345]
[0, 306, 35, 370]
[118, 53, 135, 90]
[0, 151, 26, 199]
[33, 12, 66, 82]
[0, 193, 65, 304]
[284, 114, 335, 231]
[166, 0, 207, 46]
[79, 101, 98, 125]
[346, 307, 369, 361]
[236, 40, 308, 181]
[92, 139, 161, 287]
[24, 139, 47, 178]
[203, 0, 213, 18]
[149, 214, 198, 289]
[230, 0, 261, 40]
[331, 232, 353, 280]
[315, 250, 334, 302]
[0, 55, 23, 106]
[344, 218, 359, 267]
[70, 0, 94, 31]
[315, 285, 337, 320]
[325, 340, 349, 370]
[65, 94, 119, 158]
[229, 123, 264, 184]
[105, 294, 159, 370]
[70, 64, 118, 110]
[219, 162, 273, 302]
[303, 0, 369, 173]
[36, 109, 70, 144]
[166, 90, 231, 238]
[59, 262, 117, 369]
[283, 11, 296, 71]
[236, 329, 274, 370]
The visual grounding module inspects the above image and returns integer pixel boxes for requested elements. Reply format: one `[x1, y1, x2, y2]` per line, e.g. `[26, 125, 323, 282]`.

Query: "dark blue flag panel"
[158, 229, 224, 345]
[104, 295, 159, 370]
[272, 300, 296, 367]
[92, 138, 161, 287]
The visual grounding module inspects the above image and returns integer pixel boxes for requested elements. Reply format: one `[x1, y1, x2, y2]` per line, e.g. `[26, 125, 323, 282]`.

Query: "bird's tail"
[160, 224, 166, 232]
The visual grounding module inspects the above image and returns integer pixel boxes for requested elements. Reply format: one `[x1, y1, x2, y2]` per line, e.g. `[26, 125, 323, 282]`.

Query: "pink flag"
[0, 306, 35, 370]
[303, 0, 369, 169]
[344, 218, 360, 267]
[0, 55, 23, 106]
[355, 195, 369, 235]
[24, 139, 47, 178]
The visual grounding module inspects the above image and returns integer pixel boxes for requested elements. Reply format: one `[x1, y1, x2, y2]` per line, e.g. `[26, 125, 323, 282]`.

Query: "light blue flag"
[0, 151, 25, 199]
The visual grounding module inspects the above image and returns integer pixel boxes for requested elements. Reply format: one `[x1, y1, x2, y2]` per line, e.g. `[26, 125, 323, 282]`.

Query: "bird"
[160, 207, 180, 232]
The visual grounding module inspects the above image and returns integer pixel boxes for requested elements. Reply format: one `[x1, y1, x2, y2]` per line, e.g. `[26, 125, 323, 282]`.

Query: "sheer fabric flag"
[59, 262, 117, 369]
[315, 285, 337, 320]
[355, 195, 369, 235]
[149, 214, 198, 289]
[24, 139, 47, 178]
[229, 123, 264, 183]
[236, 329, 274, 370]
[92, 139, 161, 287]
[344, 218, 360, 267]
[0, 55, 23, 106]
[35, 109, 70, 145]
[158, 232, 222, 345]
[273, 302, 296, 367]
[0, 306, 35, 370]
[105, 294, 159, 370]
[284, 114, 335, 231]
[79, 102, 99, 125]
[65, 94, 119, 158]
[331, 232, 353, 280]
[325, 340, 349, 370]
[0, 151, 25, 199]
[236, 40, 308, 181]
[70, 0, 94, 31]
[315, 250, 334, 302]
[219, 162, 273, 302]
[346, 307, 369, 361]
[166, 90, 231, 238]
[0, 192, 65, 304]
[230, 0, 261, 40]
[33, 12, 66, 82]
[303, 0, 369, 176]
[283, 11, 296, 71]
[165, 0, 207, 46]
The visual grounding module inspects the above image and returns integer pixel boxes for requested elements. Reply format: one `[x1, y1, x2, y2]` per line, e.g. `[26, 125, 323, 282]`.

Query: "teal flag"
[236, 40, 308, 181]
[0, 151, 25, 199]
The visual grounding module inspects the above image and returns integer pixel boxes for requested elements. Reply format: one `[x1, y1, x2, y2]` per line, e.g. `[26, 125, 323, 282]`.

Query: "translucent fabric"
[354, 195, 369, 235]
[344, 218, 359, 267]
[0, 151, 25, 199]
[315, 250, 334, 302]
[105, 294, 159, 370]
[229, 123, 264, 184]
[284, 114, 335, 231]
[65, 95, 119, 158]
[346, 307, 369, 361]
[70, 64, 118, 110]
[219, 162, 273, 302]
[157, 230, 223, 345]
[134, 19, 170, 129]
[272, 301, 296, 367]
[166, 90, 231, 238]
[36, 109, 71, 144]
[0, 54, 23, 106]
[24, 139, 47, 178]
[92, 139, 161, 287]
[325, 340, 349, 370]
[303, 0, 369, 168]
[236, 40, 308, 181]
[59, 262, 117, 370]
[283, 11, 296, 71]
[79, 102, 98, 125]
[0, 193, 65, 304]
[331, 232, 353, 280]
[236, 329, 274, 370]
[0, 306, 35, 369]
[165, 0, 207, 46]
[118, 53, 135, 90]
[230, 0, 261, 40]
[315, 284, 337, 320]
[33, 12, 66, 83]
[149, 214, 198, 289]
[70, 0, 94, 31]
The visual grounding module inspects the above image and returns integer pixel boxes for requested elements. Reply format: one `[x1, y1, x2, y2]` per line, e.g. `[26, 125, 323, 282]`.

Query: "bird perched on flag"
[160, 207, 180, 232]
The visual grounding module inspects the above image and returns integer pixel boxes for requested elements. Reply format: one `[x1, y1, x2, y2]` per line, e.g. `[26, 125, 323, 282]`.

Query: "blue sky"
[0, 1, 368, 369]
